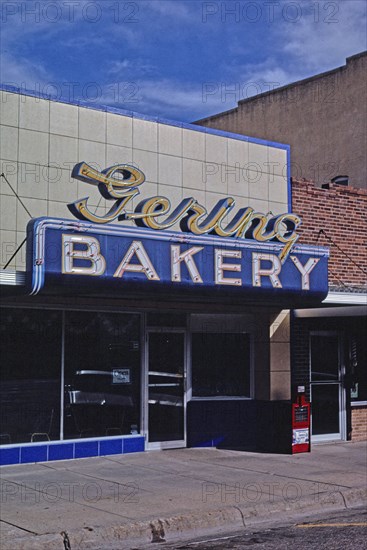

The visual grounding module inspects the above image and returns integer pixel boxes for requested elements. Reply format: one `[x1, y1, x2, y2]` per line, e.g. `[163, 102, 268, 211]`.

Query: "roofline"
[195, 51, 367, 125]
[0, 83, 290, 152]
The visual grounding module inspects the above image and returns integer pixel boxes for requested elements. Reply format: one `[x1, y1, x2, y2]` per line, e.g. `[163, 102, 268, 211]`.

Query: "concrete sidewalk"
[1, 441, 366, 549]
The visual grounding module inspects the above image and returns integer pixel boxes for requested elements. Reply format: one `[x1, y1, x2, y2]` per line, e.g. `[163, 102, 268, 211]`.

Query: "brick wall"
[291, 179, 367, 289]
[291, 179, 366, 441]
[351, 407, 367, 441]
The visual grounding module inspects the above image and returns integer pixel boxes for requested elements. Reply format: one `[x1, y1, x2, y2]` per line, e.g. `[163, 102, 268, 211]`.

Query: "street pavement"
[156, 507, 367, 549]
[0, 441, 366, 549]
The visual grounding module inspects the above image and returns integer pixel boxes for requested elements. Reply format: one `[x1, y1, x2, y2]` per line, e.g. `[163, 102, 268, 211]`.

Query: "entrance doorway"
[310, 332, 346, 441]
[146, 330, 186, 449]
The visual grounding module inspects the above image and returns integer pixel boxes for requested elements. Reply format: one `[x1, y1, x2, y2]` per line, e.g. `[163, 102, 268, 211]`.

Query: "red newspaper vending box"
[292, 386, 311, 454]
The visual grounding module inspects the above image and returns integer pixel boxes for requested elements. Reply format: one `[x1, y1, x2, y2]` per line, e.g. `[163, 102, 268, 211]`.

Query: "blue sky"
[1, 0, 366, 122]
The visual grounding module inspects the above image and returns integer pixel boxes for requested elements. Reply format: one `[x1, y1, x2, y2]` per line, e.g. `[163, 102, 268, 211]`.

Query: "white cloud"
[220, 0, 367, 106]
[0, 52, 51, 88]
[144, 1, 192, 20]
[280, 0, 366, 71]
[100, 77, 232, 121]
[107, 59, 156, 77]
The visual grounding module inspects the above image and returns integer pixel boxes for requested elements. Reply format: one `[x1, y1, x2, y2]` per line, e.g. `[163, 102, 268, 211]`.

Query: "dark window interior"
[192, 332, 250, 397]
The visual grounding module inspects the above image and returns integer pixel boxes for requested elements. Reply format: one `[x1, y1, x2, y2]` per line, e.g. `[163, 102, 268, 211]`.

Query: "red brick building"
[291, 180, 366, 442]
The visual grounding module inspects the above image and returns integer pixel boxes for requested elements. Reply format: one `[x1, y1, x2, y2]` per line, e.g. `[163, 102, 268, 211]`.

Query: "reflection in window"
[192, 333, 250, 397]
[64, 312, 141, 438]
[311, 335, 339, 382]
[0, 308, 61, 444]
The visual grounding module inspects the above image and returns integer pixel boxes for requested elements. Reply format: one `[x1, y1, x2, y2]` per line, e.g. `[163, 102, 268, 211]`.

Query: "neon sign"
[27, 218, 329, 299]
[68, 163, 301, 263]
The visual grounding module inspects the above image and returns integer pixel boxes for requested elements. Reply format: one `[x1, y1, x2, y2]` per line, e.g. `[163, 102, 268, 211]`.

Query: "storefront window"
[0, 308, 61, 444]
[192, 333, 251, 397]
[64, 311, 141, 438]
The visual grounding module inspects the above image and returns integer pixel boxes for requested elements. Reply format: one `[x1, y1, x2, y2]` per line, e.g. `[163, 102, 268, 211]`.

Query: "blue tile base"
[0, 436, 145, 466]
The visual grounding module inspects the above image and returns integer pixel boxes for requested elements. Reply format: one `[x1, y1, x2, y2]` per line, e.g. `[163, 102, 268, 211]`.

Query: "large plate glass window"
[0, 308, 61, 444]
[191, 315, 251, 398]
[64, 311, 141, 439]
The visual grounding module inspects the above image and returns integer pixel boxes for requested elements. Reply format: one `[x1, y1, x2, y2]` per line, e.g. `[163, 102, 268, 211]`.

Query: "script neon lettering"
[68, 163, 302, 263]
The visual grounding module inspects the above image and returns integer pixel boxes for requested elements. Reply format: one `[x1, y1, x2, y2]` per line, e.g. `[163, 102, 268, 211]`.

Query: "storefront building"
[291, 180, 367, 443]
[0, 87, 329, 465]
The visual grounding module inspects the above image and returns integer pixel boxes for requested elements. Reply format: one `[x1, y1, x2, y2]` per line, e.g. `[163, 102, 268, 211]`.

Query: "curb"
[3, 487, 367, 549]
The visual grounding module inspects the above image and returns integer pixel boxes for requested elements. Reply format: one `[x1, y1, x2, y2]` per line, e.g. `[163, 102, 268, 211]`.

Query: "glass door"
[310, 332, 346, 442]
[146, 330, 186, 449]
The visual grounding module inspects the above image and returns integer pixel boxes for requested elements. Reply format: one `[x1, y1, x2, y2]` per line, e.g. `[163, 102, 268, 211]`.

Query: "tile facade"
[0, 89, 290, 270]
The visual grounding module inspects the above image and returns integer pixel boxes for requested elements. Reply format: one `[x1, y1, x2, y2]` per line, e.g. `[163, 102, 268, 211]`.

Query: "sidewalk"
[1, 441, 366, 549]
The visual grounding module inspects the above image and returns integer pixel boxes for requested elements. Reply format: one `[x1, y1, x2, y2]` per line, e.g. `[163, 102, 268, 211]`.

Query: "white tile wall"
[183, 128, 205, 161]
[48, 200, 77, 219]
[248, 171, 269, 201]
[133, 118, 157, 152]
[50, 101, 78, 137]
[1, 195, 17, 230]
[268, 146, 287, 177]
[133, 149, 158, 182]
[268, 201, 287, 216]
[0, 92, 290, 271]
[48, 168, 79, 203]
[204, 160, 228, 195]
[17, 162, 48, 200]
[228, 138, 249, 168]
[1, 125, 18, 161]
[183, 158, 206, 191]
[106, 144, 133, 167]
[0, 229, 17, 268]
[205, 190, 232, 212]
[248, 142, 269, 174]
[158, 124, 182, 157]
[157, 183, 183, 203]
[205, 133, 228, 165]
[79, 107, 106, 143]
[49, 134, 78, 167]
[79, 139, 106, 170]
[188, 188, 205, 207]
[19, 129, 48, 165]
[247, 197, 270, 214]
[0, 91, 19, 127]
[269, 174, 288, 204]
[158, 154, 182, 187]
[19, 95, 49, 133]
[0, 159, 18, 195]
[228, 165, 249, 198]
[15, 231, 27, 269]
[107, 112, 132, 147]
[16, 197, 47, 232]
